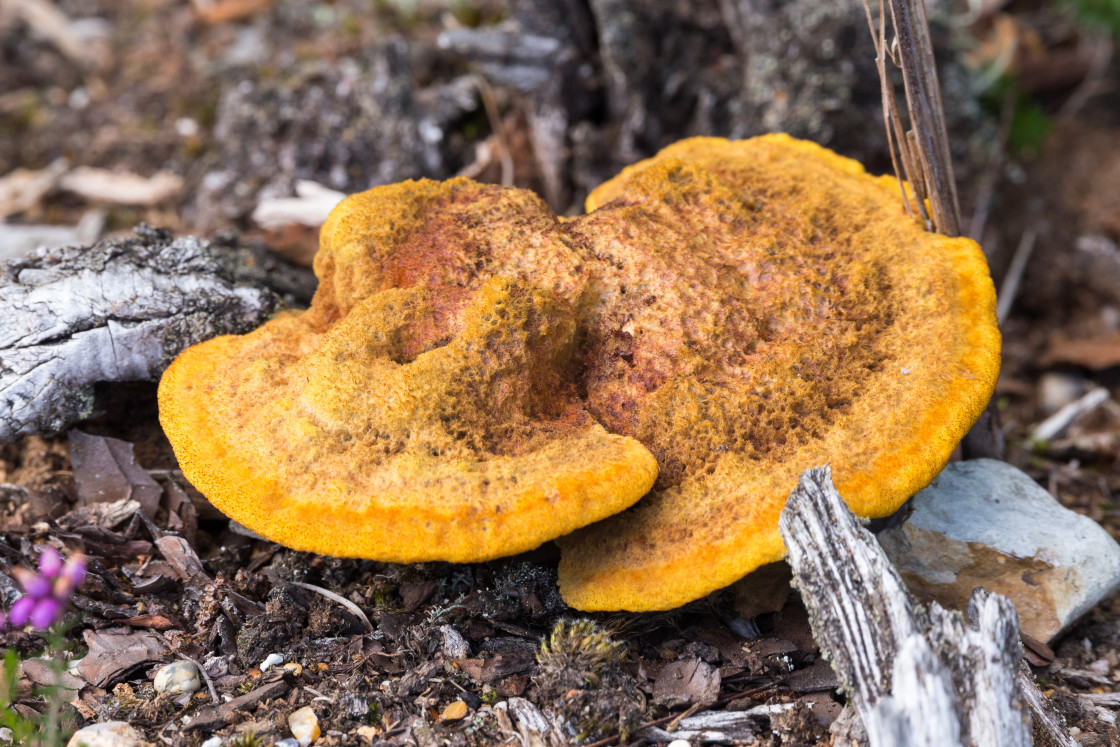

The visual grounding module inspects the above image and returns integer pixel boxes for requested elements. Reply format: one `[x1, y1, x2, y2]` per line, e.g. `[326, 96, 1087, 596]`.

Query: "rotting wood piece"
[0, 224, 314, 443]
[778, 465, 1071, 747]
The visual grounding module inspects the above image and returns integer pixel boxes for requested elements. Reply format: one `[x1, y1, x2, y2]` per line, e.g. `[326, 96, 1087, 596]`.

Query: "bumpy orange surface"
[558, 136, 999, 609]
[159, 277, 659, 562]
[159, 134, 1000, 608]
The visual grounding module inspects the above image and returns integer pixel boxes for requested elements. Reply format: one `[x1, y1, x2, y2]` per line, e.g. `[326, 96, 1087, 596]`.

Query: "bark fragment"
[0, 225, 313, 442]
[778, 465, 1059, 746]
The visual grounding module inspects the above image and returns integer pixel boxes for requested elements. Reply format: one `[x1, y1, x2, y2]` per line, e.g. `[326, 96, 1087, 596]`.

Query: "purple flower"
[38, 547, 61, 578]
[57, 555, 86, 595]
[29, 598, 61, 630]
[2, 548, 86, 632]
[7, 596, 35, 628]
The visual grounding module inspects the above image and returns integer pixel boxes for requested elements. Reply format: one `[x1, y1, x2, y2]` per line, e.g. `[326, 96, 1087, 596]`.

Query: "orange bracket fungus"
[158, 134, 999, 610]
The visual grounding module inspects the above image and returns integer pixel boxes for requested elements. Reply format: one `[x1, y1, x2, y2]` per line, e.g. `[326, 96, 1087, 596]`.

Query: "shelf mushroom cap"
[557, 134, 1001, 610]
[159, 276, 658, 563]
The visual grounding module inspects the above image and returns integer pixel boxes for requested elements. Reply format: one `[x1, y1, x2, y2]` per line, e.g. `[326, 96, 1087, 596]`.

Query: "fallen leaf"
[1040, 332, 1120, 370]
[122, 614, 181, 631]
[77, 629, 165, 688]
[786, 659, 839, 693]
[162, 479, 198, 542]
[155, 536, 209, 583]
[495, 674, 529, 697]
[69, 431, 162, 517]
[193, 0, 274, 25]
[20, 659, 84, 691]
[439, 700, 470, 722]
[399, 580, 436, 611]
[458, 652, 534, 685]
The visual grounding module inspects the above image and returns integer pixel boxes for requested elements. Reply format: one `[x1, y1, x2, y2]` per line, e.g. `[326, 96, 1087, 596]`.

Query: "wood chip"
[640, 704, 791, 742]
[57, 498, 140, 530]
[779, 465, 1041, 746]
[0, 158, 68, 218]
[58, 167, 183, 206]
[183, 677, 290, 732]
[653, 658, 721, 708]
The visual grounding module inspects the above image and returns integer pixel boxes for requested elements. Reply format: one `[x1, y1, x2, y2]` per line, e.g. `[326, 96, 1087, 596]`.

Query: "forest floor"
[2, 1, 1120, 745]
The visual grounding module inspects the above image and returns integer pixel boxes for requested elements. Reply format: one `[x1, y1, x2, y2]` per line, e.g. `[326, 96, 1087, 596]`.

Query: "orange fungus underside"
[158, 134, 1000, 610]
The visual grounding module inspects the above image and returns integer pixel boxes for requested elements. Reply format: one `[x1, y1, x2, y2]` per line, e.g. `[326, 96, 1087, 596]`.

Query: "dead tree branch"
[862, 0, 962, 235]
[778, 465, 1073, 746]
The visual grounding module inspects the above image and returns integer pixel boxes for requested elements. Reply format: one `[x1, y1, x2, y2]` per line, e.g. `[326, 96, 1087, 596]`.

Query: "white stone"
[152, 660, 201, 696]
[1038, 372, 1085, 414]
[289, 706, 321, 746]
[200, 739, 222, 747]
[879, 459, 1120, 642]
[66, 721, 149, 747]
[259, 653, 283, 672]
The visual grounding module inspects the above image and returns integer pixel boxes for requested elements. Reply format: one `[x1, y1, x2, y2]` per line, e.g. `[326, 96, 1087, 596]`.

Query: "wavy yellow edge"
[158, 330, 658, 564]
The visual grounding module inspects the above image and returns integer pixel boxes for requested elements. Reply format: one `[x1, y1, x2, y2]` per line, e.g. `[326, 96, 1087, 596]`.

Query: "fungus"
[158, 134, 999, 609]
[159, 275, 658, 562]
[556, 135, 1000, 610]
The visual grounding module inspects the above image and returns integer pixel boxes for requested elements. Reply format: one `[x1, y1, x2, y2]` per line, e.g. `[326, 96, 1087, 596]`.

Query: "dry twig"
[860, 0, 962, 235]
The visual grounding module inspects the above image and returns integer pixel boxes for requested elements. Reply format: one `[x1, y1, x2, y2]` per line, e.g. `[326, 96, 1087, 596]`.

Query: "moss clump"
[532, 620, 642, 743]
[536, 620, 625, 688]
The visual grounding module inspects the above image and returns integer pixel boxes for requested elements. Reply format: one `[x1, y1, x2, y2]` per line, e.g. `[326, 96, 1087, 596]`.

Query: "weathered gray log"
[0, 225, 314, 442]
[1018, 661, 1082, 747]
[779, 466, 1051, 746]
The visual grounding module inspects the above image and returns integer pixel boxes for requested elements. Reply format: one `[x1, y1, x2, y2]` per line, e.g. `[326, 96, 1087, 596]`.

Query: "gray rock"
[153, 660, 201, 696]
[878, 459, 1120, 642]
[66, 721, 150, 747]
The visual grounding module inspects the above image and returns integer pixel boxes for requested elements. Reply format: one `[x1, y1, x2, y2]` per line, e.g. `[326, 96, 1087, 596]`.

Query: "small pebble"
[439, 625, 470, 659]
[1038, 372, 1084, 414]
[200, 738, 222, 747]
[438, 700, 469, 723]
[153, 660, 201, 696]
[275, 741, 300, 747]
[289, 706, 321, 746]
[259, 653, 284, 672]
[66, 721, 146, 747]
